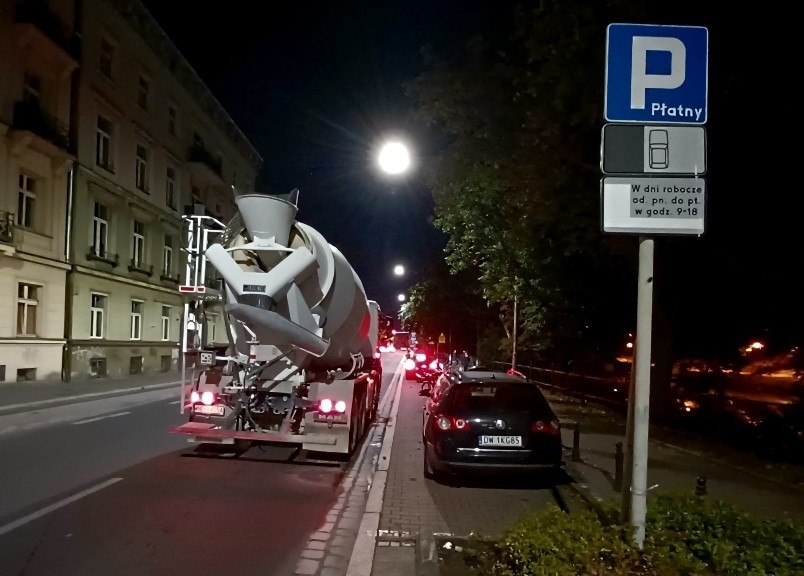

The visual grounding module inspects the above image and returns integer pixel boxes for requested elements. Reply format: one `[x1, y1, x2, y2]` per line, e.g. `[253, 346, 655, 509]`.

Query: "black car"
[421, 369, 563, 479]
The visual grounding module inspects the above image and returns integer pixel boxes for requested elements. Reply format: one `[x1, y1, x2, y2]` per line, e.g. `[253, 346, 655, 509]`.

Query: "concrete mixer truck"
[169, 189, 382, 457]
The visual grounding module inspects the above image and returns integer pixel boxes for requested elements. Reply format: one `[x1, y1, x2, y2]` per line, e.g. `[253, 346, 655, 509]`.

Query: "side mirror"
[418, 388, 431, 397]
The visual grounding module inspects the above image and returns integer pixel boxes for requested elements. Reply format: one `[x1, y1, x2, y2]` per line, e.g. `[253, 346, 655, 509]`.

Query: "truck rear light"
[334, 400, 347, 413]
[403, 358, 416, 371]
[319, 399, 333, 413]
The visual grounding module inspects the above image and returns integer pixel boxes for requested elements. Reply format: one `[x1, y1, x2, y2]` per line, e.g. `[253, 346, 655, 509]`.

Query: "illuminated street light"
[397, 293, 406, 302]
[393, 264, 405, 276]
[378, 141, 410, 174]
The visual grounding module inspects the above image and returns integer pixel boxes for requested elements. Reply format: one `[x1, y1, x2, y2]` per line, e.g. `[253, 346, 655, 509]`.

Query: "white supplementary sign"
[601, 177, 706, 235]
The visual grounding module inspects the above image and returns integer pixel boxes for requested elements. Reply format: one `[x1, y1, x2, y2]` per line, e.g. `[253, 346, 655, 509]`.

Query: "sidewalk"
[547, 391, 804, 521]
[0, 371, 181, 414]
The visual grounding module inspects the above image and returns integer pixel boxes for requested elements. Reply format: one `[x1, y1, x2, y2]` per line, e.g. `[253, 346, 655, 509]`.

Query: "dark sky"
[142, 0, 513, 315]
[142, 1, 800, 354]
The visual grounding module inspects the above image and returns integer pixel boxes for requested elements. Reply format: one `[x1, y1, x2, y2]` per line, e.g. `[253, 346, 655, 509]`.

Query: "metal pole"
[511, 293, 518, 372]
[621, 353, 637, 522]
[630, 236, 655, 548]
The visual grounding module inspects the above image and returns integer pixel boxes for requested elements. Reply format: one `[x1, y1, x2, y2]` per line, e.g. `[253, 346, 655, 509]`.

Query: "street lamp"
[397, 293, 406, 302]
[378, 141, 411, 175]
[393, 264, 405, 276]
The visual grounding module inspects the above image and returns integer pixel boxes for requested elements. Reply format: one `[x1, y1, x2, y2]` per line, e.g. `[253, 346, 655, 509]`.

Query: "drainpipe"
[62, 0, 83, 383]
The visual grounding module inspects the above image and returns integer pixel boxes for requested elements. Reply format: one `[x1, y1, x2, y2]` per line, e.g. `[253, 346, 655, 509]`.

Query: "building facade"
[0, 0, 77, 382]
[64, 0, 261, 380]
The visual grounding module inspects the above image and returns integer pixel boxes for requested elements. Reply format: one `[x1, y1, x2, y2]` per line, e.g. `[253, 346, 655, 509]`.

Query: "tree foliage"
[407, 0, 639, 365]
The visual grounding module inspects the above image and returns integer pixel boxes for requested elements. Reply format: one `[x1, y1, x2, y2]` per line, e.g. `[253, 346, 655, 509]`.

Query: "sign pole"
[630, 235, 654, 547]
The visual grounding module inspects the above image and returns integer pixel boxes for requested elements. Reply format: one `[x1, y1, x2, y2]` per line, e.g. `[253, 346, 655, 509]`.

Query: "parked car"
[420, 369, 563, 480]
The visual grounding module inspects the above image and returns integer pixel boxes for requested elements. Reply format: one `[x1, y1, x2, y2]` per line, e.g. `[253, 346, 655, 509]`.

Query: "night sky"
[142, 0, 513, 315]
[142, 1, 800, 354]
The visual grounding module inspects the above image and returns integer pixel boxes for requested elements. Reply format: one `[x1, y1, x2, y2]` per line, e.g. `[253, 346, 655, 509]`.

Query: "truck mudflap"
[169, 421, 338, 446]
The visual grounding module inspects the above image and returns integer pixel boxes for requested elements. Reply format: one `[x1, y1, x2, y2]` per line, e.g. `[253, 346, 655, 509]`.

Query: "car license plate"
[479, 435, 522, 447]
[194, 405, 224, 416]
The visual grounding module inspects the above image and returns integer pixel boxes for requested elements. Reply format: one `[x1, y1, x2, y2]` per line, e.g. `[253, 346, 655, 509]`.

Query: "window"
[132, 220, 145, 266]
[96, 115, 113, 170]
[99, 37, 114, 78]
[23, 73, 41, 104]
[168, 105, 177, 135]
[191, 186, 202, 205]
[17, 283, 39, 336]
[90, 293, 106, 339]
[137, 76, 150, 110]
[130, 300, 143, 340]
[206, 314, 217, 344]
[135, 144, 149, 192]
[91, 202, 108, 256]
[161, 306, 171, 341]
[162, 235, 173, 274]
[17, 174, 36, 229]
[166, 166, 176, 209]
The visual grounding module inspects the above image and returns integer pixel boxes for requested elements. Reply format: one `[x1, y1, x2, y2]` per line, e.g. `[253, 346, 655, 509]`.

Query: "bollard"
[614, 441, 624, 492]
[572, 421, 582, 462]
[695, 476, 707, 496]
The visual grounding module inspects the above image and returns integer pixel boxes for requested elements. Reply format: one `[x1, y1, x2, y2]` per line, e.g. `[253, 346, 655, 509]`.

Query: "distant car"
[421, 369, 563, 480]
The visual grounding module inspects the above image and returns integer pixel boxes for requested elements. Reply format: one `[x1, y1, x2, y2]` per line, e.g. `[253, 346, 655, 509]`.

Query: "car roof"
[448, 369, 529, 384]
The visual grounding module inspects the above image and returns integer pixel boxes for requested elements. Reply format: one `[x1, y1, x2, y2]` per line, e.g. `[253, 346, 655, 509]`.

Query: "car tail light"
[428, 360, 439, 370]
[531, 419, 561, 435]
[415, 353, 427, 362]
[190, 391, 200, 403]
[403, 358, 416, 370]
[319, 398, 333, 413]
[433, 414, 471, 432]
[200, 391, 216, 406]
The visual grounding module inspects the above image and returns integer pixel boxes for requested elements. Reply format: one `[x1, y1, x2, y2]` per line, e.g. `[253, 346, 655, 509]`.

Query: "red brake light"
[334, 400, 347, 413]
[319, 399, 333, 413]
[200, 391, 216, 406]
[415, 353, 427, 362]
[532, 419, 561, 435]
[403, 358, 416, 370]
[433, 415, 471, 432]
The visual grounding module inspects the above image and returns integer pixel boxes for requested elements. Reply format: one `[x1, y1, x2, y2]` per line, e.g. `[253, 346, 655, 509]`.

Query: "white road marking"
[168, 400, 181, 405]
[0, 477, 124, 537]
[71, 412, 130, 425]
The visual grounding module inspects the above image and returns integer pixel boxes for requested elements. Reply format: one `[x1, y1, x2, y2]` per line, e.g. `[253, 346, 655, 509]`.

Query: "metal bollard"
[572, 421, 582, 462]
[695, 476, 707, 496]
[614, 441, 624, 492]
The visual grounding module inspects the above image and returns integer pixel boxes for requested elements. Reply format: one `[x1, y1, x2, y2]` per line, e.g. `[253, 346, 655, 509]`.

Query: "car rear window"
[446, 382, 552, 413]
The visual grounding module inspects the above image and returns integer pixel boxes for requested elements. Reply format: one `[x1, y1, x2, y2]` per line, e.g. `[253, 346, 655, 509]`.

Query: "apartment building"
[64, 0, 261, 380]
[0, 0, 77, 382]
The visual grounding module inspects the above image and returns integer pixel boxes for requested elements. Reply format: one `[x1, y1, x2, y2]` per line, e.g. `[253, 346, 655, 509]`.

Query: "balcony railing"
[160, 270, 180, 283]
[187, 143, 222, 176]
[15, 0, 78, 56]
[128, 260, 154, 276]
[13, 100, 73, 151]
[87, 247, 118, 266]
[0, 211, 14, 243]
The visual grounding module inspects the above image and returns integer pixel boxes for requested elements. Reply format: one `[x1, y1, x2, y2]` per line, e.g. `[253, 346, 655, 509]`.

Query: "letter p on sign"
[630, 36, 686, 109]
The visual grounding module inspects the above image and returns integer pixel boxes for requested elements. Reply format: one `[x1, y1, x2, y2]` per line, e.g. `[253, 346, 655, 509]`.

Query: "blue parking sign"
[605, 24, 708, 124]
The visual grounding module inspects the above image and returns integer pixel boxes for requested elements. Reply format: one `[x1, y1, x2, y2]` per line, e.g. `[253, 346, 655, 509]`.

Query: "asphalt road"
[0, 357, 398, 576]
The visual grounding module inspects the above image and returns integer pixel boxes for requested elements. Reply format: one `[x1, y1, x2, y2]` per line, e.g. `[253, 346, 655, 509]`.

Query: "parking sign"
[605, 24, 708, 124]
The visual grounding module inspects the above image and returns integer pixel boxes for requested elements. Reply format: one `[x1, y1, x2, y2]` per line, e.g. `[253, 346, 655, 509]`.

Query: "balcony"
[15, 0, 78, 58]
[12, 100, 73, 153]
[160, 270, 180, 284]
[128, 260, 154, 277]
[0, 211, 15, 249]
[187, 143, 225, 188]
[86, 247, 118, 267]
